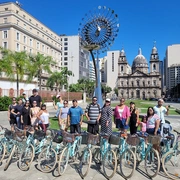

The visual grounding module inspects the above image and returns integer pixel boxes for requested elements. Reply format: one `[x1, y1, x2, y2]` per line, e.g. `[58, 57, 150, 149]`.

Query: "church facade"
[117, 46, 161, 99]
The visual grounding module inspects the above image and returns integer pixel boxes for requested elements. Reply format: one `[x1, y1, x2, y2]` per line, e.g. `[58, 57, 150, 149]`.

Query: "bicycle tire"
[0, 142, 6, 163]
[102, 149, 117, 179]
[4, 144, 16, 171]
[58, 147, 69, 175]
[38, 147, 57, 173]
[162, 150, 180, 180]
[18, 144, 35, 171]
[79, 148, 92, 178]
[119, 148, 136, 179]
[144, 148, 160, 178]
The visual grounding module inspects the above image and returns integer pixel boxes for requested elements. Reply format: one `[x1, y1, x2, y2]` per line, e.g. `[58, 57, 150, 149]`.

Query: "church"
[118, 45, 162, 99]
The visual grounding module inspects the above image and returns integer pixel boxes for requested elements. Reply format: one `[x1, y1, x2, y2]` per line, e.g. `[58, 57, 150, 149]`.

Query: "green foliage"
[0, 96, 12, 111]
[113, 87, 118, 96]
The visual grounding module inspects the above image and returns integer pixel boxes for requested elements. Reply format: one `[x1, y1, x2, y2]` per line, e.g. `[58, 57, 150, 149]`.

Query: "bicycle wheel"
[18, 144, 34, 171]
[144, 148, 160, 178]
[119, 148, 136, 179]
[102, 149, 117, 179]
[0, 142, 6, 163]
[162, 151, 180, 180]
[38, 147, 57, 173]
[58, 147, 69, 175]
[4, 144, 16, 171]
[79, 148, 92, 178]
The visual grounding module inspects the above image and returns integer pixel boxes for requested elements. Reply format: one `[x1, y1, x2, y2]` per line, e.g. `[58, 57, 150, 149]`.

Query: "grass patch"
[140, 108, 179, 115]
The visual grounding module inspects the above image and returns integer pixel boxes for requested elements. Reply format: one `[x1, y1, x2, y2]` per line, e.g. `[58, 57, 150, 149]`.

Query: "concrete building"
[0, 2, 62, 94]
[164, 44, 180, 90]
[118, 46, 161, 99]
[89, 61, 95, 81]
[60, 35, 90, 85]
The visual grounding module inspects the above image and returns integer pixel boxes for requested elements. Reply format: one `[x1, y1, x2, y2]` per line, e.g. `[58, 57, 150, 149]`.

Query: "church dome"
[132, 48, 148, 68]
[152, 46, 157, 54]
[120, 48, 125, 56]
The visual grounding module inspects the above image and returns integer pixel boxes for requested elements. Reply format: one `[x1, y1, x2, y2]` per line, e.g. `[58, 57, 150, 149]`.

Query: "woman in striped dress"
[100, 98, 113, 136]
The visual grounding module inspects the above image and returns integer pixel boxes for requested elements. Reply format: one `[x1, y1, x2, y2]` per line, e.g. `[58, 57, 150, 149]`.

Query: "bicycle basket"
[34, 130, 46, 141]
[87, 133, 99, 145]
[126, 135, 140, 146]
[62, 131, 75, 143]
[109, 134, 120, 145]
[148, 135, 161, 145]
[4, 129, 13, 139]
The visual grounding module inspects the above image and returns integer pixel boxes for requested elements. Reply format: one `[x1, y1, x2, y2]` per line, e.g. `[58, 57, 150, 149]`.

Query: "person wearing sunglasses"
[59, 100, 69, 131]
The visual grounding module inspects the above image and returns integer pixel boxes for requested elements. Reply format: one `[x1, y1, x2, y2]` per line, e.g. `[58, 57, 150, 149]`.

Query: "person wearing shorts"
[114, 98, 130, 135]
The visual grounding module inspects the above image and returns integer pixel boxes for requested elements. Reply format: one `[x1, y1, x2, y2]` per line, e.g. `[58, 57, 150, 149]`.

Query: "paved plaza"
[0, 102, 179, 180]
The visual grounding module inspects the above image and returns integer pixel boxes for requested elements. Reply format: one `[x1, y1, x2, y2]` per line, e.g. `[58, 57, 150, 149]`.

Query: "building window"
[143, 81, 145, 87]
[112, 52, 114, 72]
[17, 32, 20, 40]
[4, 18, 7, 23]
[64, 42, 68, 46]
[29, 39, 32, 46]
[3, 42, 7, 49]
[64, 62, 68, 66]
[24, 36, 26, 44]
[16, 43, 20, 51]
[121, 66, 123, 72]
[42, 45, 44, 52]
[64, 38, 68, 41]
[153, 64, 156, 71]
[121, 81, 124, 86]
[47, 47, 49, 54]
[64, 47, 68, 51]
[137, 80, 139, 86]
[64, 57, 68, 61]
[3, 31, 8, 38]
[64, 52, 68, 55]
[132, 81, 134, 87]
[24, 46, 27, 51]
[24, 24, 26, 29]
[37, 42, 40, 49]
[153, 80, 156, 86]
[30, 49, 32, 54]
[148, 81, 150, 85]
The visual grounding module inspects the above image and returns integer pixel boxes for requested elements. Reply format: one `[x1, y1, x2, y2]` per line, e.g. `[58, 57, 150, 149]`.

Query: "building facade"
[60, 35, 90, 85]
[118, 47, 161, 99]
[0, 2, 62, 94]
[164, 44, 180, 90]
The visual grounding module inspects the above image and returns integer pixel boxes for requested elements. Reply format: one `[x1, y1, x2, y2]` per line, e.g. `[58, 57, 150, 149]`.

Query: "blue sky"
[7, 0, 180, 66]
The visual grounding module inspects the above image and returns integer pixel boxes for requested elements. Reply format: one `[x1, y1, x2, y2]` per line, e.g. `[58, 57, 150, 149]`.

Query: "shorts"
[116, 118, 129, 130]
[70, 124, 81, 134]
[9, 118, 17, 125]
[146, 128, 160, 135]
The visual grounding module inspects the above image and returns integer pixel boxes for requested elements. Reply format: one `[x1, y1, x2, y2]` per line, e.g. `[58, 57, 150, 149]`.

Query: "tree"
[46, 67, 73, 93]
[113, 87, 118, 97]
[102, 84, 112, 98]
[0, 48, 29, 96]
[69, 84, 81, 92]
[28, 52, 55, 91]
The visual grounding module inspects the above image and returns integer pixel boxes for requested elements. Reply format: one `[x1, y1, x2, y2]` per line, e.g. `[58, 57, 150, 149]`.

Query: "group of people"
[8, 89, 50, 133]
[60, 96, 169, 137]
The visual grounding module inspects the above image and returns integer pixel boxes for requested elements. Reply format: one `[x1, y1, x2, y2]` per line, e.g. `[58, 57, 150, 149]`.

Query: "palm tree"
[28, 52, 55, 91]
[46, 67, 73, 94]
[0, 48, 29, 96]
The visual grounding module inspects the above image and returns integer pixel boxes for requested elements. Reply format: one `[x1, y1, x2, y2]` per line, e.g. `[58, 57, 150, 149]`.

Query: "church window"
[121, 81, 124, 86]
[137, 80, 140, 86]
[153, 64, 156, 71]
[153, 80, 156, 86]
[132, 81, 134, 87]
[121, 66, 123, 72]
[131, 92, 134, 98]
[148, 81, 150, 85]
[143, 81, 145, 87]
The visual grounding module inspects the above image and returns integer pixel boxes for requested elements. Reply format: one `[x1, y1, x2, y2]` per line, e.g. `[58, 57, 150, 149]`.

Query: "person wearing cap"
[53, 94, 63, 118]
[129, 102, 139, 135]
[29, 89, 42, 107]
[153, 98, 169, 126]
[100, 98, 113, 136]
[67, 99, 83, 134]
[22, 92, 29, 104]
[114, 98, 130, 135]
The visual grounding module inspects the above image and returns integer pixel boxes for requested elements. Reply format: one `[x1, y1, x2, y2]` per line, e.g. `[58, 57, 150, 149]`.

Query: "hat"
[105, 98, 111, 102]
[56, 94, 61, 98]
[32, 89, 38, 92]
[22, 92, 26, 95]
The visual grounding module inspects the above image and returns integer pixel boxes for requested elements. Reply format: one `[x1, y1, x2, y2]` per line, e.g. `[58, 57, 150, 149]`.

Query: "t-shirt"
[147, 114, 159, 129]
[29, 95, 42, 107]
[14, 104, 23, 117]
[141, 122, 147, 132]
[153, 106, 167, 124]
[68, 106, 83, 125]
[60, 107, 69, 119]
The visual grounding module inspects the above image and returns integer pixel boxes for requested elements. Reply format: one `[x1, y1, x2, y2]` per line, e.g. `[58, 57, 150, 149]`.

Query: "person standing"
[85, 96, 101, 135]
[153, 99, 169, 126]
[29, 89, 42, 107]
[53, 94, 63, 118]
[67, 99, 83, 134]
[22, 92, 29, 104]
[37, 104, 50, 133]
[114, 98, 130, 135]
[11, 98, 24, 129]
[129, 102, 139, 135]
[21, 100, 31, 129]
[8, 97, 17, 131]
[59, 100, 69, 131]
[100, 98, 113, 136]
[30, 101, 40, 129]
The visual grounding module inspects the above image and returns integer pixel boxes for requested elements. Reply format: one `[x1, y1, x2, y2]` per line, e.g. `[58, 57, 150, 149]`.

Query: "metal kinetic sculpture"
[78, 6, 119, 106]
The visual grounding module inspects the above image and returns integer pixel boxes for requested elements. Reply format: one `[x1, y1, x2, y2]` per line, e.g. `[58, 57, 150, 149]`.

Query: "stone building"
[118, 46, 161, 99]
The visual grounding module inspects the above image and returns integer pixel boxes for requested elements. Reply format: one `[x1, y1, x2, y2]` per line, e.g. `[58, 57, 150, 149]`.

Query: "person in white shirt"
[153, 99, 169, 125]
